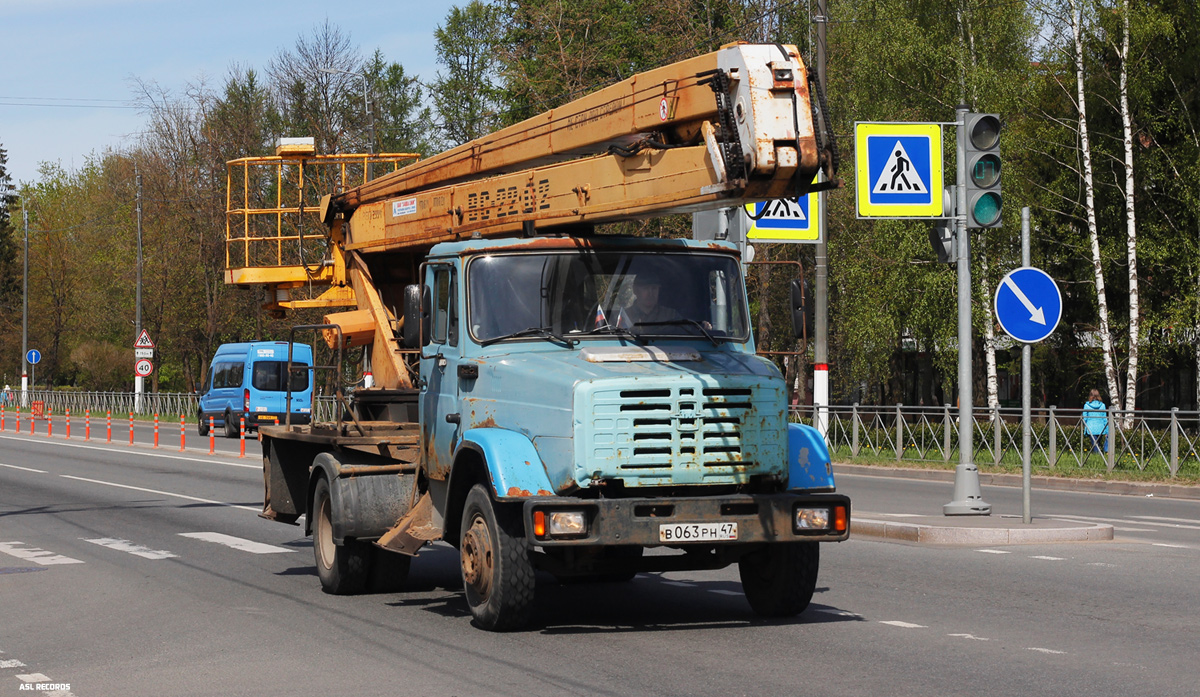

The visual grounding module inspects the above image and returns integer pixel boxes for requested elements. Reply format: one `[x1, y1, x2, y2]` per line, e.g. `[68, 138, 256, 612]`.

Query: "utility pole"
[21, 209, 28, 406]
[135, 167, 144, 412]
[813, 0, 829, 439]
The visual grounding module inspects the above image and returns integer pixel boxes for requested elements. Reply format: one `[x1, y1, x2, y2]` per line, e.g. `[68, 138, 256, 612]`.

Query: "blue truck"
[258, 235, 849, 631]
[243, 42, 848, 631]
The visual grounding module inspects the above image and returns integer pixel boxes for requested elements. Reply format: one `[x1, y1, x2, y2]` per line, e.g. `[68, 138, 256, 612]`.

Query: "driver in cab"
[622, 270, 680, 325]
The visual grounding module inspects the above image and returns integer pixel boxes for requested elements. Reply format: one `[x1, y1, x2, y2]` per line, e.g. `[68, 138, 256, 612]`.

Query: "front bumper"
[522, 492, 850, 547]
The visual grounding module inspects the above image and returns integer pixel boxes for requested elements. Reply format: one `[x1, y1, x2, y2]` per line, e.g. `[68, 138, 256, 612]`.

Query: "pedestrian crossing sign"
[855, 122, 944, 218]
[744, 185, 821, 243]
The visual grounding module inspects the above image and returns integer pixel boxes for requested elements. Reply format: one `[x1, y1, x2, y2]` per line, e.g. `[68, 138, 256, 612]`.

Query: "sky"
[0, 0, 446, 185]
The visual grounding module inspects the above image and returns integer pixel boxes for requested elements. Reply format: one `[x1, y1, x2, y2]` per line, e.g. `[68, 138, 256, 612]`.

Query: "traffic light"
[960, 113, 1002, 228]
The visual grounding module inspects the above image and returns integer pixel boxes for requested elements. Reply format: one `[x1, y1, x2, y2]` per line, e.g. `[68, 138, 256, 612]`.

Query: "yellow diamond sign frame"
[855, 122, 944, 218]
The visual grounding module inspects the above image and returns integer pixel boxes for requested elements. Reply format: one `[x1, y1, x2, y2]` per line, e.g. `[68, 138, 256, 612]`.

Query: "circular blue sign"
[25, 349, 41, 365]
[994, 267, 1062, 343]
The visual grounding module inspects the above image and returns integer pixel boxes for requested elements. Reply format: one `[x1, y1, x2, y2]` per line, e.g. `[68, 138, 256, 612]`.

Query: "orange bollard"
[66, 409, 71, 439]
[1, 405, 5, 431]
[239, 416, 246, 458]
[154, 414, 160, 448]
[107, 411, 112, 443]
[209, 417, 215, 454]
[30, 410, 35, 436]
[86, 409, 91, 441]
[15, 408, 19, 433]
[129, 412, 134, 445]
[179, 414, 185, 451]
[47, 413, 52, 438]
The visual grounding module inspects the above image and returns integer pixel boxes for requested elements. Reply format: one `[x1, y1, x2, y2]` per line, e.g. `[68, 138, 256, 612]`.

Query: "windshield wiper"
[635, 319, 722, 347]
[480, 326, 577, 348]
[579, 324, 643, 342]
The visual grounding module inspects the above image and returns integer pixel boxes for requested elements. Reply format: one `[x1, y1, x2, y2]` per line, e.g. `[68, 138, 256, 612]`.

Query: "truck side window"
[432, 267, 451, 344]
[447, 275, 459, 347]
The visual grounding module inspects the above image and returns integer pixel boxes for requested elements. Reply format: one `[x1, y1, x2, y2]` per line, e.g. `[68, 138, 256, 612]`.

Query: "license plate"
[659, 522, 738, 543]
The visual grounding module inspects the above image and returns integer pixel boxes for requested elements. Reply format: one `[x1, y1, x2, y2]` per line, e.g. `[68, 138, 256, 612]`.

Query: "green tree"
[432, 1, 506, 145]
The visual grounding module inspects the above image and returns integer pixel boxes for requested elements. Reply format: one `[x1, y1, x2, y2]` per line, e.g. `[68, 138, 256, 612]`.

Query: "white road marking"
[1027, 647, 1067, 655]
[947, 633, 990, 641]
[16, 673, 50, 682]
[0, 542, 84, 566]
[0, 463, 47, 474]
[0, 659, 26, 668]
[1030, 555, 1064, 561]
[1151, 543, 1189, 549]
[709, 589, 741, 596]
[0, 433, 258, 469]
[1087, 562, 1117, 567]
[880, 621, 926, 629]
[1051, 513, 1200, 531]
[60, 475, 259, 512]
[976, 549, 1010, 554]
[1132, 515, 1200, 528]
[82, 538, 177, 560]
[179, 532, 292, 554]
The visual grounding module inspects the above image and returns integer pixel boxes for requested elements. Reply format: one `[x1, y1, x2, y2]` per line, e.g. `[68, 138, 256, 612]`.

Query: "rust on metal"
[507, 487, 533, 497]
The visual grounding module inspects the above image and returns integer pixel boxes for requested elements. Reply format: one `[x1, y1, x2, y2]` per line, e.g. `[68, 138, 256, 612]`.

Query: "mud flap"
[376, 492, 443, 556]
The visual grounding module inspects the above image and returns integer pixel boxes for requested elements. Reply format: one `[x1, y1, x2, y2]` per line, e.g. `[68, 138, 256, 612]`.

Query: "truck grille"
[575, 378, 785, 487]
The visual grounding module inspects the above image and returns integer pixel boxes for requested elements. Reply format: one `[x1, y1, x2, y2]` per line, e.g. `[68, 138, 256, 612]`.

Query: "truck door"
[419, 264, 463, 478]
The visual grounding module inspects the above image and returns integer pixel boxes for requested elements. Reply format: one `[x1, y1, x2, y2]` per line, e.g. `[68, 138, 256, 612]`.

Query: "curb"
[850, 515, 1114, 546]
[834, 462, 1200, 501]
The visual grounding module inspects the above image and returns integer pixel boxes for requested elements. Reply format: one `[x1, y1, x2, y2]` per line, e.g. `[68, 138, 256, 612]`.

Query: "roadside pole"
[1021, 207, 1032, 523]
[135, 169, 144, 414]
[22, 209, 28, 406]
[944, 104, 991, 515]
[812, 0, 830, 441]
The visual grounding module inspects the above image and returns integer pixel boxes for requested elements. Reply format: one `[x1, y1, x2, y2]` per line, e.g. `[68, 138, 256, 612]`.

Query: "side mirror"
[402, 284, 423, 348]
[789, 278, 807, 340]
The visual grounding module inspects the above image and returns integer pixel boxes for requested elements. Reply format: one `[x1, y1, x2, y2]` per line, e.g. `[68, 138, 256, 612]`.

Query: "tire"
[738, 542, 819, 617]
[223, 409, 238, 438]
[197, 413, 209, 437]
[459, 484, 535, 631]
[311, 476, 372, 595]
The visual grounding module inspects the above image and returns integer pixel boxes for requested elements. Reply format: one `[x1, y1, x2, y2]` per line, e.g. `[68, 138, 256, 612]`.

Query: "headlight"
[549, 511, 587, 537]
[794, 507, 831, 531]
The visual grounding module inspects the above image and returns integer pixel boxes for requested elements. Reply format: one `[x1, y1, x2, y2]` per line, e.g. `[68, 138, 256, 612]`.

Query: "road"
[2, 432, 1198, 696]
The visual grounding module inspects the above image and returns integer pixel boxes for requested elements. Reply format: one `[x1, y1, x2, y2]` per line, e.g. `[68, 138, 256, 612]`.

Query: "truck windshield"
[467, 251, 749, 344]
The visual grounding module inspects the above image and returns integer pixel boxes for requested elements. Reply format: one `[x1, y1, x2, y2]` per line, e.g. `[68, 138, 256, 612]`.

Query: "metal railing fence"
[1, 390, 340, 424]
[791, 403, 1200, 479]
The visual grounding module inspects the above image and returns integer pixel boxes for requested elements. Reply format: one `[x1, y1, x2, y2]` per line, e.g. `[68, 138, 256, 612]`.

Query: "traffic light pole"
[945, 104, 991, 516]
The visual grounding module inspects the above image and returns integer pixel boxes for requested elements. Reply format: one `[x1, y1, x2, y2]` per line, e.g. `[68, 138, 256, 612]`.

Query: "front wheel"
[312, 476, 372, 594]
[223, 409, 238, 438]
[738, 542, 819, 617]
[197, 413, 209, 437]
[459, 484, 535, 631]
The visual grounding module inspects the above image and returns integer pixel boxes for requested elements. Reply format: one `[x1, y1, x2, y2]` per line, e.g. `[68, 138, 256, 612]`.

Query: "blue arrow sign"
[25, 349, 40, 365]
[994, 267, 1062, 343]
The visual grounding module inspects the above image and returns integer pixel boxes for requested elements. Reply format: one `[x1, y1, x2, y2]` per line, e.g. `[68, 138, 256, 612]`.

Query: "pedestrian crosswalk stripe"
[82, 538, 177, 560]
[179, 532, 293, 554]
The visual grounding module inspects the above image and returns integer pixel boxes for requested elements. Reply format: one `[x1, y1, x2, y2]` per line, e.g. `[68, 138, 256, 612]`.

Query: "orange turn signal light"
[834, 505, 847, 533]
[533, 510, 546, 538]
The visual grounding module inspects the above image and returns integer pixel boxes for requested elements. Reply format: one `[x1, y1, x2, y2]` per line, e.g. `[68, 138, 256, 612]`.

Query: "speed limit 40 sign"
[135, 358, 154, 377]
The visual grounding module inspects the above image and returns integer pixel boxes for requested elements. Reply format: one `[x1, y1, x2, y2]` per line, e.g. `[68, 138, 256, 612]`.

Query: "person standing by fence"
[1083, 389, 1108, 453]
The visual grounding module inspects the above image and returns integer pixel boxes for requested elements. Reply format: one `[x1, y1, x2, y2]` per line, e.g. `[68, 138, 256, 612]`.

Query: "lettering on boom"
[466, 179, 551, 223]
[566, 97, 629, 130]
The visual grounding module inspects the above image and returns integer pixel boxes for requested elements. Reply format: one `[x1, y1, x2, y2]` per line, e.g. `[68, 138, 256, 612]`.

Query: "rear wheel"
[459, 484, 535, 631]
[738, 542, 819, 617]
[312, 476, 372, 595]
